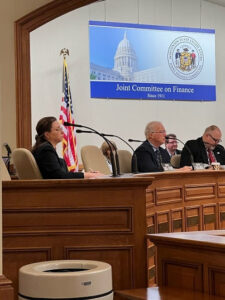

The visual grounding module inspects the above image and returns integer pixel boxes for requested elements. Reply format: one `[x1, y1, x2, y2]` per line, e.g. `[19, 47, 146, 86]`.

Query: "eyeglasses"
[152, 130, 166, 134]
[167, 141, 178, 144]
[208, 133, 222, 143]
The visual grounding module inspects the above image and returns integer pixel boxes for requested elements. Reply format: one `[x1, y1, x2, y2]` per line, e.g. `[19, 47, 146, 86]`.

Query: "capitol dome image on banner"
[89, 20, 215, 101]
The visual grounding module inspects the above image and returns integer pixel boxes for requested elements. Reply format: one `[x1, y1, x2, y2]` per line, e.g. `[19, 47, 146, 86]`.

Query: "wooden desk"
[115, 287, 225, 300]
[3, 170, 225, 298]
[143, 170, 225, 285]
[2, 176, 152, 300]
[149, 230, 225, 298]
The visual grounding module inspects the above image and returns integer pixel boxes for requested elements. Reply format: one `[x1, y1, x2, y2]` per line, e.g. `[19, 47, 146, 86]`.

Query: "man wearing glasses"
[180, 125, 225, 167]
[134, 121, 171, 172]
[165, 133, 181, 157]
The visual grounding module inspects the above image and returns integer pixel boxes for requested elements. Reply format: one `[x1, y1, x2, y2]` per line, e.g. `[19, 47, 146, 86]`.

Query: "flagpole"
[59, 48, 79, 172]
[60, 48, 69, 58]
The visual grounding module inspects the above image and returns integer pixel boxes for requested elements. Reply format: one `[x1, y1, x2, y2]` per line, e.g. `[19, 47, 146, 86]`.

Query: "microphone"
[128, 139, 144, 143]
[76, 129, 93, 134]
[101, 133, 138, 174]
[76, 129, 121, 175]
[165, 136, 194, 169]
[64, 122, 118, 177]
[64, 122, 83, 128]
[3, 143, 11, 172]
[4, 143, 12, 155]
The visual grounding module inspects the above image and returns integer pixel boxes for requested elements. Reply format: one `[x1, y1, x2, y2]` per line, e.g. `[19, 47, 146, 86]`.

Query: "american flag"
[59, 57, 78, 172]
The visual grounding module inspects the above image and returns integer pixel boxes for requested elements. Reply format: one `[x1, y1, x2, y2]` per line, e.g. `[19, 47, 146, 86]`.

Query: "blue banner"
[89, 21, 216, 101]
[91, 82, 215, 101]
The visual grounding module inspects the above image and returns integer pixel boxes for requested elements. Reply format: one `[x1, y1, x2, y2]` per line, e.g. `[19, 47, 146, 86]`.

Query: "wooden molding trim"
[15, 0, 98, 148]
[0, 275, 14, 300]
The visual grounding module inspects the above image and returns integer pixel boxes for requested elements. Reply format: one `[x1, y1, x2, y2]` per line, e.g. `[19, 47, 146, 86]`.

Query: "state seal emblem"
[167, 36, 204, 80]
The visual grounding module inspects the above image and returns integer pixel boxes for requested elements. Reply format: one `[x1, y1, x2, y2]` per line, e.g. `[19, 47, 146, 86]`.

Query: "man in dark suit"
[165, 133, 182, 157]
[180, 125, 225, 167]
[134, 121, 171, 172]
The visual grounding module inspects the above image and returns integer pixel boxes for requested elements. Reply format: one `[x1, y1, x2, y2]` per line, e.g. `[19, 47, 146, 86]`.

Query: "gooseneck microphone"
[166, 136, 194, 169]
[128, 139, 144, 143]
[64, 122, 118, 177]
[76, 129, 121, 176]
[3, 143, 12, 172]
[100, 133, 138, 174]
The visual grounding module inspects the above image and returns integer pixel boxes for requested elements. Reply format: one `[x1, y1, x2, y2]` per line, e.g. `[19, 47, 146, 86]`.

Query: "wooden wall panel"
[217, 184, 225, 198]
[149, 230, 225, 297]
[156, 211, 170, 233]
[155, 186, 182, 206]
[146, 188, 154, 207]
[163, 260, 203, 291]
[185, 184, 216, 202]
[219, 203, 225, 229]
[3, 207, 132, 233]
[147, 214, 155, 234]
[185, 206, 201, 231]
[3, 247, 51, 299]
[3, 178, 150, 298]
[171, 208, 184, 232]
[209, 267, 225, 297]
[202, 204, 217, 230]
[65, 246, 134, 290]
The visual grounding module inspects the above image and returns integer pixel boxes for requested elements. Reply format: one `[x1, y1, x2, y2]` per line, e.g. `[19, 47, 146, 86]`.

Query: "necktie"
[207, 148, 216, 164]
[155, 149, 162, 168]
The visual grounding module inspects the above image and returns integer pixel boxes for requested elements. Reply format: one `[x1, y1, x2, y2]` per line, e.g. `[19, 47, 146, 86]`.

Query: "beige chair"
[0, 158, 11, 180]
[170, 154, 181, 168]
[118, 150, 132, 173]
[12, 148, 42, 179]
[81, 145, 111, 175]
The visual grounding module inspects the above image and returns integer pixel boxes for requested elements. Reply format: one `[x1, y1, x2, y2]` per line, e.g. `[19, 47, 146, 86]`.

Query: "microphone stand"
[101, 133, 138, 174]
[64, 123, 118, 177]
[76, 129, 120, 175]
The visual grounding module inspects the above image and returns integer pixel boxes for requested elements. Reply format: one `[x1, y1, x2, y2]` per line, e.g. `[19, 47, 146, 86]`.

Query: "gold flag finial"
[60, 48, 69, 58]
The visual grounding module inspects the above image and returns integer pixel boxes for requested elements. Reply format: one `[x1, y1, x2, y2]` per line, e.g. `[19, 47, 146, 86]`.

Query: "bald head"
[145, 121, 166, 147]
[202, 125, 222, 150]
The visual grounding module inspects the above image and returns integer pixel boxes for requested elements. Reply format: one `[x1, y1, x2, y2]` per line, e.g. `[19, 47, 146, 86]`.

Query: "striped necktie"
[155, 149, 162, 168]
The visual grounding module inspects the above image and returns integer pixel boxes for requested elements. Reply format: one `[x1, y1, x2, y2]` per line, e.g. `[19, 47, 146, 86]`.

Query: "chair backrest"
[0, 158, 11, 180]
[12, 148, 42, 179]
[81, 145, 111, 175]
[118, 149, 132, 173]
[170, 154, 181, 168]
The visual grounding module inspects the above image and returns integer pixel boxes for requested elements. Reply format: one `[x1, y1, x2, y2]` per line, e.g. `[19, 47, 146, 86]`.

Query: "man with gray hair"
[134, 121, 170, 172]
[180, 125, 225, 167]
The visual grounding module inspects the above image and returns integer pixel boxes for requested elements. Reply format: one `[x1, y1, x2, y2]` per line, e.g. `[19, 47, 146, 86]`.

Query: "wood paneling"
[209, 267, 225, 297]
[155, 186, 182, 205]
[65, 246, 134, 289]
[185, 184, 216, 201]
[156, 211, 170, 233]
[149, 230, 225, 297]
[171, 208, 184, 232]
[163, 260, 203, 290]
[3, 177, 151, 299]
[0, 276, 14, 300]
[145, 170, 225, 285]
[202, 204, 217, 230]
[115, 286, 225, 300]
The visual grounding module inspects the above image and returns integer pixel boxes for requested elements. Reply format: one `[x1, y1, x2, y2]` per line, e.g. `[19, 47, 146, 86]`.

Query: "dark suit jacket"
[175, 149, 182, 154]
[32, 141, 84, 179]
[134, 140, 170, 172]
[166, 149, 182, 157]
[180, 137, 225, 167]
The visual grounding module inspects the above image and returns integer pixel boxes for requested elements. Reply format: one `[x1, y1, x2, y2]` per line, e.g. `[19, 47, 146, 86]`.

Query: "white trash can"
[18, 260, 113, 300]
